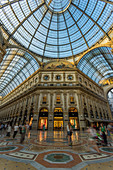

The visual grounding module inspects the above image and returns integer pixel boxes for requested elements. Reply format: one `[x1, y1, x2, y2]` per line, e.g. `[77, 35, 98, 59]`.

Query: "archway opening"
[54, 108, 63, 130]
[107, 89, 113, 118]
[38, 108, 48, 130]
[90, 105, 94, 118]
[69, 107, 79, 130]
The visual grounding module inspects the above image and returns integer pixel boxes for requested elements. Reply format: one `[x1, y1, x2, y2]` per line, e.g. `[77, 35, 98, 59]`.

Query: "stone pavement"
[0, 130, 113, 170]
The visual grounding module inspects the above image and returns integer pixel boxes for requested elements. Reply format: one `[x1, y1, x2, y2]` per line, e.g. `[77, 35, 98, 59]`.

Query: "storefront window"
[69, 107, 79, 129]
[38, 108, 48, 129]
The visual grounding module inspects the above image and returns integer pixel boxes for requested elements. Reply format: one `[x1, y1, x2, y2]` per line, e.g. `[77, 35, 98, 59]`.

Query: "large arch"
[0, 47, 40, 97]
[0, 0, 112, 59]
[77, 46, 113, 84]
[54, 107, 63, 130]
[68, 107, 79, 129]
[38, 107, 48, 130]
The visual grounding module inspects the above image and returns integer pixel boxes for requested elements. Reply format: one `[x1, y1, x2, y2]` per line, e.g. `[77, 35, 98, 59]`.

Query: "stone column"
[63, 92, 68, 131]
[32, 93, 40, 130]
[97, 103, 100, 119]
[100, 104, 104, 119]
[17, 100, 22, 123]
[77, 92, 85, 130]
[92, 99, 96, 119]
[21, 98, 27, 123]
[48, 92, 54, 131]
[26, 96, 32, 122]
[107, 101, 112, 119]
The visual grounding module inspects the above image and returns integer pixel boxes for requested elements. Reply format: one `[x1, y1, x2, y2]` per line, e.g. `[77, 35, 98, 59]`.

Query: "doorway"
[69, 107, 79, 129]
[54, 117, 63, 130]
[54, 108, 63, 130]
[38, 108, 48, 130]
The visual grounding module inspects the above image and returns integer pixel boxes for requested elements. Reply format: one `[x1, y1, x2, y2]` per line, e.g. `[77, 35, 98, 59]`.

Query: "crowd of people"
[0, 122, 30, 144]
[0, 121, 113, 153]
[66, 122, 113, 149]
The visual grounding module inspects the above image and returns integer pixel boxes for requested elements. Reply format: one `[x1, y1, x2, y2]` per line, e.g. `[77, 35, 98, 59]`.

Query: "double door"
[54, 117, 63, 130]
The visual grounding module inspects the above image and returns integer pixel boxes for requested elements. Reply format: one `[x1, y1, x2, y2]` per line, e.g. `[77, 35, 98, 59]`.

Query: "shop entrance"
[69, 107, 79, 129]
[54, 108, 63, 130]
[38, 108, 48, 130]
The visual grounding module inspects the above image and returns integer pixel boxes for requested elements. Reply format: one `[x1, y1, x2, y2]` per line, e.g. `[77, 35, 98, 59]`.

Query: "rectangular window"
[70, 96, 74, 104]
[56, 95, 60, 104]
[43, 96, 47, 104]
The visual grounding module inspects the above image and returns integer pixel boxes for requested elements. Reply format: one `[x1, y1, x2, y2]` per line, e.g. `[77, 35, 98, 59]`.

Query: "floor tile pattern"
[0, 130, 113, 169]
[7, 151, 37, 160]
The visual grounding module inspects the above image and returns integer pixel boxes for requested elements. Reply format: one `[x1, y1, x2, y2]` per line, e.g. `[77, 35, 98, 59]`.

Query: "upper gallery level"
[0, 61, 104, 106]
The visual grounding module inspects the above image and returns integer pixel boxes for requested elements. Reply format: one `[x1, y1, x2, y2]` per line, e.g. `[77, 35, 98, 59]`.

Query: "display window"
[38, 117, 48, 129]
[69, 117, 79, 129]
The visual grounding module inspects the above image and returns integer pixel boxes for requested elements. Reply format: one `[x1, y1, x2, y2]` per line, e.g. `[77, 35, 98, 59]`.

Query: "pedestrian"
[100, 123, 107, 146]
[20, 123, 26, 144]
[87, 123, 101, 154]
[43, 124, 45, 131]
[6, 123, 11, 137]
[25, 122, 30, 143]
[107, 123, 113, 145]
[19, 122, 22, 134]
[67, 122, 73, 146]
[13, 123, 18, 139]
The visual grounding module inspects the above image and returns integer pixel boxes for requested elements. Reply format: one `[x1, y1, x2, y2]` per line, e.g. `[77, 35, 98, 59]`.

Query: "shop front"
[38, 108, 48, 130]
[69, 107, 79, 130]
[54, 108, 63, 130]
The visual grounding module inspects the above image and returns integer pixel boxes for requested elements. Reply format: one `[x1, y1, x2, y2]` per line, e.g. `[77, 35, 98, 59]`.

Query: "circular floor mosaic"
[44, 153, 73, 163]
[0, 146, 17, 152]
[100, 147, 113, 153]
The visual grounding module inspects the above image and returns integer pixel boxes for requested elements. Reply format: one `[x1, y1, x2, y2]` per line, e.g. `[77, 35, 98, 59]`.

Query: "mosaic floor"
[0, 130, 113, 170]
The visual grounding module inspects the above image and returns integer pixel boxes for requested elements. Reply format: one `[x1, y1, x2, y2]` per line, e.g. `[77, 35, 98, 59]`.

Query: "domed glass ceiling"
[77, 47, 113, 84]
[0, 0, 113, 58]
[0, 48, 39, 97]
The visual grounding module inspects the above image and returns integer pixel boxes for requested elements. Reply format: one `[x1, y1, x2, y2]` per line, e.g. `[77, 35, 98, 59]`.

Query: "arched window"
[84, 108, 88, 118]
[107, 89, 113, 118]
[90, 105, 94, 118]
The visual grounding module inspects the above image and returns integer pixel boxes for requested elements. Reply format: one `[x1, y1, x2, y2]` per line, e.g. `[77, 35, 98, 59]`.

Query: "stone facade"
[0, 61, 112, 130]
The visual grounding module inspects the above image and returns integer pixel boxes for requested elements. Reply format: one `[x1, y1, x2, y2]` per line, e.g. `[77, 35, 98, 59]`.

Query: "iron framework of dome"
[0, 0, 113, 59]
[0, 48, 40, 97]
[77, 46, 113, 84]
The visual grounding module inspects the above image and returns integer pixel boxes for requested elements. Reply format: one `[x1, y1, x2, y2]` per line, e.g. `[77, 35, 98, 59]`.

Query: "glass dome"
[0, 0, 113, 58]
[77, 47, 113, 84]
[0, 48, 40, 97]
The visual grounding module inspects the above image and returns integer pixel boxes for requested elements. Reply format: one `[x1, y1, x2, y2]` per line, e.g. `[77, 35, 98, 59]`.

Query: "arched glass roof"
[0, 0, 113, 59]
[77, 47, 113, 84]
[0, 48, 40, 97]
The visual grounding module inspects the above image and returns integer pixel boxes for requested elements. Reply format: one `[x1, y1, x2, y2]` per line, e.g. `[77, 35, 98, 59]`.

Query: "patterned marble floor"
[0, 130, 113, 170]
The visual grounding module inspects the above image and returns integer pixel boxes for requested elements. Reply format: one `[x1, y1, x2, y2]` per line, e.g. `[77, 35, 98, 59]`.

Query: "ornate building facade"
[0, 61, 111, 130]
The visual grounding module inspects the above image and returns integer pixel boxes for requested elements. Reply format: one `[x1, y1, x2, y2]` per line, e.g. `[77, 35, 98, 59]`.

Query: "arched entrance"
[107, 89, 113, 117]
[54, 108, 63, 130]
[84, 107, 90, 127]
[38, 108, 48, 130]
[69, 107, 79, 129]
[90, 105, 94, 118]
